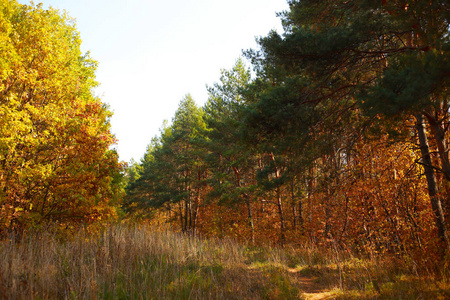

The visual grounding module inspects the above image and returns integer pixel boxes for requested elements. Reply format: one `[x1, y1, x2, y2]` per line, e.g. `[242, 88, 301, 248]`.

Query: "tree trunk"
[416, 114, 450, 253]
[276, 186, 286, 245]
[269, 153, 286, 244]
[244, 194, 255, 244]
[298, 199, 303, 228]
[307, 166, 314, 240]
[184, 199, 189, 233]
[324, 189, 331, 238]
[232, 166, 255, 243]
[188, 189, 192, 235]
[291, 180, 303, 230]
[423, 111, 450, 181]
[291, 182, 297, 230]
[192, 170, 202, 236]
[179, 201, 185, 233]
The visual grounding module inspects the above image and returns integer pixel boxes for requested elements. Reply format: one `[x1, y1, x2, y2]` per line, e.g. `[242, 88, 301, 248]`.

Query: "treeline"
[126, 0, 450, 264]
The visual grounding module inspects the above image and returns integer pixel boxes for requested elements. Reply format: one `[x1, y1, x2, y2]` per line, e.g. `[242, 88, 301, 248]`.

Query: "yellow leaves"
[0, 1, 122, 233]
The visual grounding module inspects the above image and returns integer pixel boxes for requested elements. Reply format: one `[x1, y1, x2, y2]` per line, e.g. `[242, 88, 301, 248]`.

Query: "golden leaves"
[0, 1, 122, 233]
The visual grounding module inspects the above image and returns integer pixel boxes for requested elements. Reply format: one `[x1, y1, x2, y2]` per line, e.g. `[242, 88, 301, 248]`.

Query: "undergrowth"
[0, 225, 448, 299]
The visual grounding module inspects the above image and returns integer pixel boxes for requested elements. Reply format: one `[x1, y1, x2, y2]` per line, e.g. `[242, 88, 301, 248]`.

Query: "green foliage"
[125, 95, 208, 232]
[203, 58, 257, 205]
[361, 50, 450, 117]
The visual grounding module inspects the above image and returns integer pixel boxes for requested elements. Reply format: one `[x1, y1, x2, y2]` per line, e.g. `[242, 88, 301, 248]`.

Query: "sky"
[18, 0, 289, 163]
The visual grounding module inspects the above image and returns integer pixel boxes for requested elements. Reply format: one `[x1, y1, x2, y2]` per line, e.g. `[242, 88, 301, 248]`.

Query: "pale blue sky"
[19, 0, 288, 162]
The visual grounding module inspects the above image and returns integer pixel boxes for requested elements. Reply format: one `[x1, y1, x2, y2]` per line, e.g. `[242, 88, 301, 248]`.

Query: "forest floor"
[290, 269, 334, 299]
[0, 225, 449, 299]
[291, 273, 334, 299]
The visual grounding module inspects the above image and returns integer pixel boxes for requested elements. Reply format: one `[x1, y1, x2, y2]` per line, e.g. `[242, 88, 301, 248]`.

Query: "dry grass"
[0, 225, 449, 299]
[0, 225, 299, 299]
[278, 243, 450, 299]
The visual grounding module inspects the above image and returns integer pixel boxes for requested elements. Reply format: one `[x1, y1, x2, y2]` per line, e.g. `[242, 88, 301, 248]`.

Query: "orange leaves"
[0, 1, 123, 234]
[301, 135, 436, 257]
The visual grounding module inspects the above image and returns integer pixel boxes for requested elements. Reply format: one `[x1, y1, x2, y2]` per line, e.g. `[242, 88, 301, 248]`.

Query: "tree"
[126, 95, 207, 234]
[244, 0, 450, 253]
[203, 58, 258, 242]
[169, 94, 207, 234]
[0, 1, 122, 232]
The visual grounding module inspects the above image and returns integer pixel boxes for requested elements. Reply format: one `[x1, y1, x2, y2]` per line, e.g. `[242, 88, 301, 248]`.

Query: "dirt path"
[299, 277, 335, 299]
[288, 268, 337, 300]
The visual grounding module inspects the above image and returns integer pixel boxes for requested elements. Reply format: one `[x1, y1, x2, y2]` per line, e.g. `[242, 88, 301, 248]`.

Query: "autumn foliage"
[126, 0, 450, 270]
[1, 0, 449, 277]
[0, 1, 123, 233]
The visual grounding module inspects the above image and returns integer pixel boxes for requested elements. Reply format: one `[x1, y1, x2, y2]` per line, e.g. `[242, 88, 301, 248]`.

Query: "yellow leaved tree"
[0, 0, 123, 233]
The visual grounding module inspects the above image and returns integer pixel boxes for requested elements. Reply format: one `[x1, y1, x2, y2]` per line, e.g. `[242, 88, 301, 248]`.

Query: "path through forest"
[288, 268, 336, 300]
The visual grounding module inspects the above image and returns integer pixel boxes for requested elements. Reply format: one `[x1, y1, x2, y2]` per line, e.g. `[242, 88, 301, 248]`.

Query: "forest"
[1, 0, 450, 299]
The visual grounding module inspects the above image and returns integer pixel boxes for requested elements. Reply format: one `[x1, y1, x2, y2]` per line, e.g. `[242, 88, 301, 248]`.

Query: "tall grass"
[0, 225, 299, 299]
[0, 225, 448, 299]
